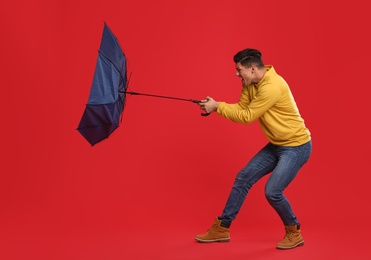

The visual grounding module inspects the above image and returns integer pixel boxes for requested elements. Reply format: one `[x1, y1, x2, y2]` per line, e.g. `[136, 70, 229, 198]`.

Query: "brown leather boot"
[276, 224, 304, 250]
[195, 218, 230, 243]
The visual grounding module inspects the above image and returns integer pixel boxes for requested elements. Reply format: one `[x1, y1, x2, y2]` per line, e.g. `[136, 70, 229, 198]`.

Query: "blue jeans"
[219, 140, 312, 227]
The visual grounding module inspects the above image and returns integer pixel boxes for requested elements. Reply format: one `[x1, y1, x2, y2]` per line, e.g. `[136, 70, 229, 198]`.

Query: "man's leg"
[264, 141, 312, 249]
[195, 143, 277, 242]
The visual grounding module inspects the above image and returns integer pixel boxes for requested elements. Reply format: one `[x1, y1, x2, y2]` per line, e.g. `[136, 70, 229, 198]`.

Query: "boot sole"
[195, 237, 230, 243]
[276, 241, 304, 250]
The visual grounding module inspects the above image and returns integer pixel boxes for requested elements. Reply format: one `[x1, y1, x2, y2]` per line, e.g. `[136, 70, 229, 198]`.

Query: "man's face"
[235, 62, 254, 86]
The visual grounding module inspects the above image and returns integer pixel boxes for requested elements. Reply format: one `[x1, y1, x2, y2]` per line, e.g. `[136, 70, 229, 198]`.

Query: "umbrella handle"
[192, 100, 211, 117]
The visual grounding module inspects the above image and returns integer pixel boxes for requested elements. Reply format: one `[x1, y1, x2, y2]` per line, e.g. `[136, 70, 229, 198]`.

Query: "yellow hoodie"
[217, 66, 311, 146]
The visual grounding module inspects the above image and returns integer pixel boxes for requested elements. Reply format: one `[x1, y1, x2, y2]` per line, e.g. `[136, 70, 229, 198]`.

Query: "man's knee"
[265, 190, 283, 203]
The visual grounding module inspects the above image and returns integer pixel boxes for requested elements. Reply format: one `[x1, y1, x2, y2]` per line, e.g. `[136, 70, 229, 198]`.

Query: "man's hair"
[233, 48, 264, 68]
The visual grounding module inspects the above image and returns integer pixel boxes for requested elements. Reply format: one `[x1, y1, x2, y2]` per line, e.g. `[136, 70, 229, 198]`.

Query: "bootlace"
[285, 230, 294, 240]
[208, 223, 218, 233]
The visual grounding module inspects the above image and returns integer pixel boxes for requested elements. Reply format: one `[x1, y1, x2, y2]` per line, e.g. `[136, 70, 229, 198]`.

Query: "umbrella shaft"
[124, 91, 201, 103]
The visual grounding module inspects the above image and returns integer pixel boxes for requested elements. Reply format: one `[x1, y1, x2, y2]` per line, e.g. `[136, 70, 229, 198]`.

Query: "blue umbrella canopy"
[77, 22, 127, 146]
[77, 22, 210, 146]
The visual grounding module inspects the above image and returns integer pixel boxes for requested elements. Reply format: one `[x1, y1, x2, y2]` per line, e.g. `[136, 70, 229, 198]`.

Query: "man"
[196, 48, 312, 250]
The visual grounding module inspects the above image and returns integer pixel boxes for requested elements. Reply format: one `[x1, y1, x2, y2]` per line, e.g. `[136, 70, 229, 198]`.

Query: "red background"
[1, 0, 370, 259]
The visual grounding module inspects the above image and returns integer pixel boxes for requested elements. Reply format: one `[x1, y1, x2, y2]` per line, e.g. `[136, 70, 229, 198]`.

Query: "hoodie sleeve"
[217, 83, 281, 124]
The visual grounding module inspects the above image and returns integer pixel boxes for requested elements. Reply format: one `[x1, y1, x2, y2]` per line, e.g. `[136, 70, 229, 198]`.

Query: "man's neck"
[253, 68, 267, 84]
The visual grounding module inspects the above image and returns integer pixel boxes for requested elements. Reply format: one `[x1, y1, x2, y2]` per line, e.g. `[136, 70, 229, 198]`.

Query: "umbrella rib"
[98, 50, 126, 85]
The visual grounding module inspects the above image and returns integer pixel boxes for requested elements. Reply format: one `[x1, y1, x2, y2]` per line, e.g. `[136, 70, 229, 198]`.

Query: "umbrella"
[77, 22, 208, 146]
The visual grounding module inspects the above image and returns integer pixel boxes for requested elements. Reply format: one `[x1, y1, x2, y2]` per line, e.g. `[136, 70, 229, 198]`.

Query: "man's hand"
[198, 96, 220, 114]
